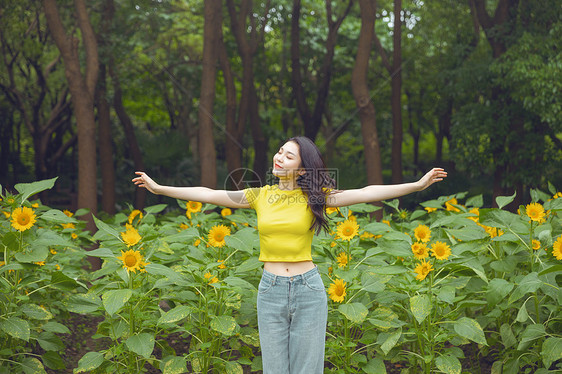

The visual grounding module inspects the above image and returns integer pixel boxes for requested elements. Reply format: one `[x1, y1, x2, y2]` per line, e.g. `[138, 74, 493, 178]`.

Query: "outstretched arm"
[132, 171, 251, 209]
[326, 168, 447, 207]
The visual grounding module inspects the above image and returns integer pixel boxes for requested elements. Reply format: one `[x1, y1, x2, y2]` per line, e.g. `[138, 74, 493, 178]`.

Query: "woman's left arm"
[326, 168, 447, 207]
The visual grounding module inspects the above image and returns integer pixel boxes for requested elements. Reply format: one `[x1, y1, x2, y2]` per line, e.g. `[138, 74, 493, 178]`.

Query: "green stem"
[128, 271, 135, 373]
[534, 292, 540, 325]
[426, 264, 435, 373]
[344, 318, 350, 369]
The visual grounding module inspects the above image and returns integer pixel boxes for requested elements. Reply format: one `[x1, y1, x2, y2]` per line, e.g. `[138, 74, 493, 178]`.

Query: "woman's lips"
[274, 163, 282, 169]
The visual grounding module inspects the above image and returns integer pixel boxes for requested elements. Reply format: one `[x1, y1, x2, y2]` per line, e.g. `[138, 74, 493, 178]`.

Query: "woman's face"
[272, 141, 304, 179]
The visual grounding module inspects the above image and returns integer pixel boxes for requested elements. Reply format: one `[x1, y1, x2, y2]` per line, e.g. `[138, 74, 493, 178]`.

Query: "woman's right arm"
[132, 171, 251, 209]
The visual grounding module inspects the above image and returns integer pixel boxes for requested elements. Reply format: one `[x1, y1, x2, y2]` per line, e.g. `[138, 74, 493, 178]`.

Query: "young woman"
[132, 136, 447, 374]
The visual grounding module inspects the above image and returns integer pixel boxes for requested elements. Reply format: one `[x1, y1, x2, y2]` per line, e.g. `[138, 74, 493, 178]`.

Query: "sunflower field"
[1, 178, 562, 374]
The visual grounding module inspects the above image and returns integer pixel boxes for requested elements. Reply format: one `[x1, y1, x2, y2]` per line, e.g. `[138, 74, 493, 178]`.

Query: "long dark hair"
[288, 136, 336, 234]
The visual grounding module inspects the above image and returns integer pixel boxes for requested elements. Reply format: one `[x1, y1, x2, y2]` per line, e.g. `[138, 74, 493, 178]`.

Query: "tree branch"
[373, 32, 392, 73]
[74, 0, 98, 98]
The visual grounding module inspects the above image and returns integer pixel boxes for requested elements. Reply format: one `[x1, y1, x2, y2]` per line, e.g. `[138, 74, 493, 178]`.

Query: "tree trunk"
[218, 30, 244, 190]
[353, 0, 384, 218]
[225, 0, 271, 186]
[96, 0, 116, 214]
[198, 0, 221, 188]
[96, 65, 116, 214]
[43, 0, 98, 228]
[390, 0, 403, 184]
[43, 0, 99, 268]
[249, 83, 268, 184]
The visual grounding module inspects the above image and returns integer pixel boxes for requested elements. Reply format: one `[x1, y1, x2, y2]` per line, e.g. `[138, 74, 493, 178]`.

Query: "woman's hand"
[132, 171, 160, 195]
[417, 168, 447, 191]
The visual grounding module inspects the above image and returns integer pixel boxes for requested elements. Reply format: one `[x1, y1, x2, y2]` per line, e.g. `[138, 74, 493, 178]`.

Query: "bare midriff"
[263, 261, 316, 276]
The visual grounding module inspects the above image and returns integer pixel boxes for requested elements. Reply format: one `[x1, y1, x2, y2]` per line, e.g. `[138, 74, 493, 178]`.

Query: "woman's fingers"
[132, 171, 149, 187]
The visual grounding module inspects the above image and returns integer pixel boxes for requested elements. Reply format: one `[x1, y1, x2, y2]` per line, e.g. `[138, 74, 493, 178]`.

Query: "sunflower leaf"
[542, 337, 562, 369]
[210, 315, 239, 336]
[15, 177, 58, 204]
[495, 191, 517, 209]
[224, 227, 258, 253]
[41, 209, 77, 224]
[158, 305, 191, 325]
[380, 328, 402, 355]
[14, 245, 48, 263]
[75, 352, 104, 373]
[410, 294, 431, 324]
[160, 356, 187, 374]
[435, 353, 462, 374]
[102, 289, 133, 316]
[338, 303, 368, 324]
[453, 317, 487, 346]
[125, 333, 155, 359]
[508, 272, 542, 304]
[93, 215, 122, 241]
[0, 316, 30, 341]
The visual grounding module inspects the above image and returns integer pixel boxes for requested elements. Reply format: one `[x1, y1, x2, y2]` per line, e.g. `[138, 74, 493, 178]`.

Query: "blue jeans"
[257, 267, 328, 374]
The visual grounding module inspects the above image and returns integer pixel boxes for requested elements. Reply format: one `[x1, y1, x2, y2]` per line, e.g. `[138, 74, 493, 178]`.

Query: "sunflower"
[445, 197, 460, 212]
[63, 210, 73, 217]
[360, 231, 375, 239]
[128, 209, 143, 224]
[414, 224, 431, 243]
[552, 192, 562, 199]
[467, 208, 480, 223]
[11, 206, 37, 231]
[121, 226, 142, 247]
[328, 278, 346, 303]
[179, 223, 189, 230]
[525, 203, 545, 223]
[221, 208, 232, 217]
[424, 206, 438, 213]
[71, 233, 78, 239]
[336, 219, 359, 241]
[532, 239, 541, 251]
[480, 224, 503, 238]
[186, 201, 203, 219]
[411, 242, 429, 260]
[204, 272, 219, 284]
[398, 210, 409, 220]
[326, 207, 338, 215]
[194, 239, 201, 247]
[117, 249, 147, 273]
[336, 252, 349, 268]
[2, 211, 10, 219]
[553, 237, 562, 260]
[430, 241, 452, 260]
[208, 224, 231, 247]
[414, 260, 433, 281]
[217, 260, 226, 269]
[61, 222, 75, 230]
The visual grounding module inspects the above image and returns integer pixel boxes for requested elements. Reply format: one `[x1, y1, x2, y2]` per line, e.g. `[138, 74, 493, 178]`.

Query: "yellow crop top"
[244, 185, 314, 262]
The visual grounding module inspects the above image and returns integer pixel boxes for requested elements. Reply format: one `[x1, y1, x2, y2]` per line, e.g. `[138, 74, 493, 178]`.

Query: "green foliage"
[3, 178, 562, 372]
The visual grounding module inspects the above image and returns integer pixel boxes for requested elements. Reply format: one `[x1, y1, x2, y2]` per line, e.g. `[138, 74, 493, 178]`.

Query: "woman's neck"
[277, 178, 299, 190]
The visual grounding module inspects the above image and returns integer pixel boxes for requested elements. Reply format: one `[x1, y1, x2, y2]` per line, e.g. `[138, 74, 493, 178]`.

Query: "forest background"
[1, 0, 562, 232]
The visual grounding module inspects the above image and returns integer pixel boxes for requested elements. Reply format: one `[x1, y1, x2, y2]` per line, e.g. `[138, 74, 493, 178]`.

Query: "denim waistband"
[261, 266, 319, 285]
